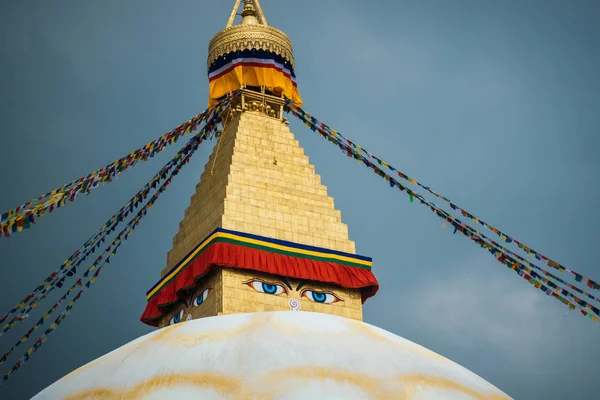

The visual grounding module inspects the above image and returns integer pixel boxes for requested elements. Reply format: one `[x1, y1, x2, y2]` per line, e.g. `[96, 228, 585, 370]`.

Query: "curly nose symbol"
[289, 298, 301, 311]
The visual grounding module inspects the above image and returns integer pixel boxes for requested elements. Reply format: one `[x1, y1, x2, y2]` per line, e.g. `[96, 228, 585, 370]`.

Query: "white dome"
[34, 312, 510, 399]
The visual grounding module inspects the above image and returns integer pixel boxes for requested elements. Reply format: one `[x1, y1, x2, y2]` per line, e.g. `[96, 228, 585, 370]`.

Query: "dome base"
[34, 312, 510, 399]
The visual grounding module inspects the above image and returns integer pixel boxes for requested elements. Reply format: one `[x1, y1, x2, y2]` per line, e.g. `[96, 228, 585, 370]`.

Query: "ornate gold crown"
[207, 0, 295, 70]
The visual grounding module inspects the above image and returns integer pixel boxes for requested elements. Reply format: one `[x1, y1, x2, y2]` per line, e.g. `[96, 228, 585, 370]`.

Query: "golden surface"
[159, 267, 363, 327]
[208, 1, 294, 69]
[159, 84, 362, 324]
[164, 111, 356, 276]
[157, 269, 223, 328]
[227, 0, 268, 28]
[221, 268, 363, 320]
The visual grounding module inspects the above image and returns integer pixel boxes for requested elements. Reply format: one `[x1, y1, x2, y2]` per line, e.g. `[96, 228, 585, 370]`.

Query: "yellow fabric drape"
[208, 65, 302, 106]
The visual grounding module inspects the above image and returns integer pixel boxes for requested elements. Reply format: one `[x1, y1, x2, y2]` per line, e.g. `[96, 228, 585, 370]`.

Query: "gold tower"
[141, 0, 378, 328]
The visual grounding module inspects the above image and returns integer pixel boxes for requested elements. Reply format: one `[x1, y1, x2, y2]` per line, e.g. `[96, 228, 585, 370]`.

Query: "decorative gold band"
[207, 24, 294, 70]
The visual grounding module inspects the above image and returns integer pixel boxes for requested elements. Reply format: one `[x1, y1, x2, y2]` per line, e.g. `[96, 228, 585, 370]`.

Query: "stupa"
[33, 1, 511, 398]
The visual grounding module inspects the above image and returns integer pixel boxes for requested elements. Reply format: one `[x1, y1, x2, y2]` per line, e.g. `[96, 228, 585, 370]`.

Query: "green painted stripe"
[221, 238, 372, 269]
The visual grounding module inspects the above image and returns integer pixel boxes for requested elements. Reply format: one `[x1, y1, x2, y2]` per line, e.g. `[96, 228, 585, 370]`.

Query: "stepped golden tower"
[139, 0, 378, 328]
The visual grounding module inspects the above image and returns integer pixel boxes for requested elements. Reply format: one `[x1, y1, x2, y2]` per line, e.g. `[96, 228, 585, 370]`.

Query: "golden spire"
[140, 0, 371, 329]
[207, 0, 302, 106]
[227, 0, 267, 27]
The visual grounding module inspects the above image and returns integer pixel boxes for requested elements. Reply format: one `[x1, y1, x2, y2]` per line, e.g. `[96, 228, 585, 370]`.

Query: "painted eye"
[193, 288, 211, 307]
[243, 279, 287, 296]
[168, 309, 185, 325]
[301, 290, 341, 304]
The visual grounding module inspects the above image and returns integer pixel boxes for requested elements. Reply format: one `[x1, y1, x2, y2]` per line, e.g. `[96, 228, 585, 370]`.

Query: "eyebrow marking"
[279, 277, 293, 291]
[295, 280, 310, 291]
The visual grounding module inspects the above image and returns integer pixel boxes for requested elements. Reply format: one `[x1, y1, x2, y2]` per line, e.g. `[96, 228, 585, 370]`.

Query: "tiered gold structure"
[208, 0, 294, 72]
[157, 1, 363, 327]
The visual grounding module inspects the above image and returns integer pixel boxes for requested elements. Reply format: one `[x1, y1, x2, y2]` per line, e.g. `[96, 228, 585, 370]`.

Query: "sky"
[0, 0, 599, 398]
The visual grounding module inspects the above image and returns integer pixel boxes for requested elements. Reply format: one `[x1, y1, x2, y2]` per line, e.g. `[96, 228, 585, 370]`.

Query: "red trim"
[140, 242, 378, 326]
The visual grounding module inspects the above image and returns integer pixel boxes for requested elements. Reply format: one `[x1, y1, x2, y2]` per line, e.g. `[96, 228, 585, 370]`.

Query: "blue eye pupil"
[312, 292, 326, 303]
[262, 283, 277, 294]
[173, 313, 180, 323]
[195, 296, 203, 306]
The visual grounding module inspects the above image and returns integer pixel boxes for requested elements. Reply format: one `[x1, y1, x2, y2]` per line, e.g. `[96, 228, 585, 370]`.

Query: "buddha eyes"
[193, 288, 211, 307]
[168, 309, 184, 325]
[243, 279, 288, 296]
[167, 287, 211, 326]
[242, 279, 342, 304]
[301, 290, 341, 304]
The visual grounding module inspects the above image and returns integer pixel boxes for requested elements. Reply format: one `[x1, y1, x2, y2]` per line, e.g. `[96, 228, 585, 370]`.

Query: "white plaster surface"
[33, 312, 511, 399]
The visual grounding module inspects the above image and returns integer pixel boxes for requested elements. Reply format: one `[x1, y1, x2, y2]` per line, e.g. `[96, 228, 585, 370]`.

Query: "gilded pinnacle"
[240, 0, 259, 25]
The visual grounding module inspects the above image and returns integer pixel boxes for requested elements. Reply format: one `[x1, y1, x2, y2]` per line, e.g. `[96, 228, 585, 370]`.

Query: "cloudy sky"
[1, 0, 599, 398]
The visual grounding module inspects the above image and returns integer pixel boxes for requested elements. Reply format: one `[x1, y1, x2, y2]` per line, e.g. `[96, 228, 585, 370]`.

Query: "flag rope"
[286, 101, 599, 323]
[0, 96, 236, 238]
[285, 100, 599, 293]
[0, 94, 238, 333]
[0, 99, 230, 384]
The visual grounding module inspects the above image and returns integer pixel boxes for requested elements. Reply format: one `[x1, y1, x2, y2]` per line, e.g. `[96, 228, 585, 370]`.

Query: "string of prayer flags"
[0, 101, 229, 384]
[0, 95, 236, 335]
[286, 101, 599, 324]
[285, 99, 599, 293]
[0, 92, 239, 239]
[441, 208, 600, 319]
[0, 155, 174, 333]
[466, 226, 599, 304]
[434, 205, 599, 317]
